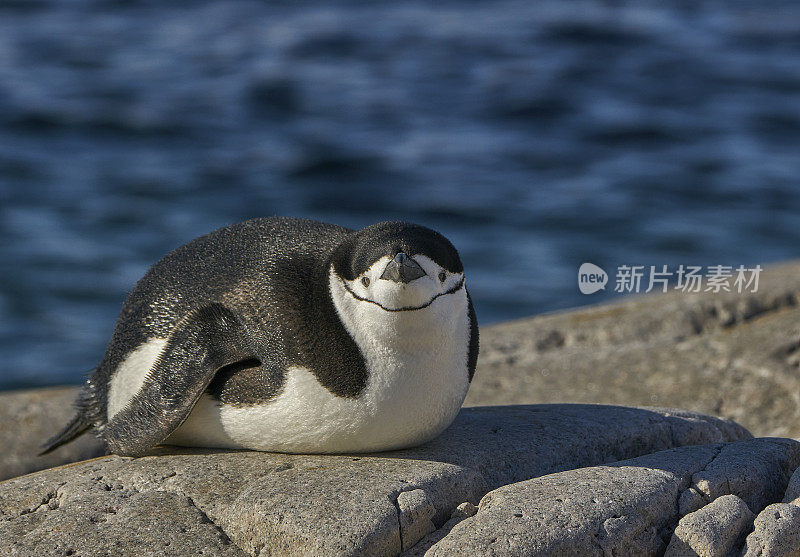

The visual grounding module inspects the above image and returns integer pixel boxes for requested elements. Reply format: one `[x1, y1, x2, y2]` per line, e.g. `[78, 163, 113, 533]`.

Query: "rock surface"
[0, 405, 748, 556]
[782, 465, 800, 504]
[0, 386, 106, 481]
[2, 488, 246, 557]
[467, 259, 800, 439]
[397, 489, 437, 550]
[682, 437, 800, 516]
[401, 502, 478, 557]
[427, 438, 800, 556]
[742, 503, 800, 557]
[664, 494, 754, 557]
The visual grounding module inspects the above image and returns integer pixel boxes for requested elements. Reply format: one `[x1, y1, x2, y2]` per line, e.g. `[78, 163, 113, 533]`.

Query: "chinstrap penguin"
[42, 217, 479, 457]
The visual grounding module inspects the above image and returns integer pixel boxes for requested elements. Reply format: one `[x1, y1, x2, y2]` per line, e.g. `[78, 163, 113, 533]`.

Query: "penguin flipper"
[103, 303, 255, 457]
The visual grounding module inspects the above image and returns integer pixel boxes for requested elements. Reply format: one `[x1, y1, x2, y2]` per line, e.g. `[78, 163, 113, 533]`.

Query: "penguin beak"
[379, 252, 426, 283]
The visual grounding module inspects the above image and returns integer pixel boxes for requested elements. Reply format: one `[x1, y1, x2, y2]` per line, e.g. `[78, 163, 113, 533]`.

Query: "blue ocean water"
[1, 0, 800, 390]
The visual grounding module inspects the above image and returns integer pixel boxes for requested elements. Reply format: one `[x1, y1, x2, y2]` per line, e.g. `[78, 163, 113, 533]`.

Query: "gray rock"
[665, 494, 754, 557]
[467, 260, 800, 439]
[427, 438, 800, 557]
[742, 503, 800, 557]
[682, 436, 800, 519]
[0, 386, 106, 481]
[401, 502, 478, 557]
[0, 404, 748, 556]
[451, 501, 478, 520]
[397, 489, 436, 550]
[687, 438, 800, 515]
[782, 465, 800, 503]
[3, 488, 246, 557]
[403, 404, 749, 492]
[679, 485, 710, 517]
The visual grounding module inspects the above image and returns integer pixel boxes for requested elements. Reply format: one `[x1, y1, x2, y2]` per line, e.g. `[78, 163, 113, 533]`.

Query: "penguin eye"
[361, 276, 370, 287]
[438, 271, 446, 283]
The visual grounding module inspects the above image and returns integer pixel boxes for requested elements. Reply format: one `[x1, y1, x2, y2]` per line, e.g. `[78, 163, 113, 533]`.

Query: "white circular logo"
[578, 263, 608, 294]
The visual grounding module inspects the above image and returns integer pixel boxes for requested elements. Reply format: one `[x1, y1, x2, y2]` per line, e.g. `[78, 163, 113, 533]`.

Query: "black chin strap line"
[340, 276, 465, 312]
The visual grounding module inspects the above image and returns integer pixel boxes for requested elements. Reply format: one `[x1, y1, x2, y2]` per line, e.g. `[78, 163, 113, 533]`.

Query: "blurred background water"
[1, 0, 799, 390]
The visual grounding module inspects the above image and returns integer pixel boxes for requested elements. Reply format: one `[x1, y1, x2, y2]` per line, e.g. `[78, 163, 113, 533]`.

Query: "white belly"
[167, 360, 467, 453]
[167, 286, 472, 453]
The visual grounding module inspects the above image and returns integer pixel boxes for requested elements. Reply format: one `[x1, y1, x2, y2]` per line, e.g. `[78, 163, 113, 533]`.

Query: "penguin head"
[330, 222, 465, 313]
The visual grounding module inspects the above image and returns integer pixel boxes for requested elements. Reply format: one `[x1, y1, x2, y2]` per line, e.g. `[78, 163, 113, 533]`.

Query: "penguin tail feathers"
[40, 373, 103, 456]
[39, 411, 92, 456]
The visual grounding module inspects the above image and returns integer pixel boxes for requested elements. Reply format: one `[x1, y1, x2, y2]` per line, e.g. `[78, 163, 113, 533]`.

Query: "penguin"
[42, 217, 479, 457]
